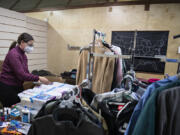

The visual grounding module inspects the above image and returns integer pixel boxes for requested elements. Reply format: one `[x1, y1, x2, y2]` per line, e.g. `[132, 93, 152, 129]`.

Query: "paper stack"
[18, 82, 74, 110]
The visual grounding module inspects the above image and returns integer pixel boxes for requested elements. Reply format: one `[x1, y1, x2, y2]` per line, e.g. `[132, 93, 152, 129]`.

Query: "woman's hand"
[39, 76, 51, 85]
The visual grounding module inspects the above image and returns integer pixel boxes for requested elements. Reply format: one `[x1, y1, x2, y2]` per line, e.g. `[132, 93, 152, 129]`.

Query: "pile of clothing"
[82, 87, 145, 135]
[60, 69, 77, 85]
[30, 74, 180, 135]
[28, 91, 107, 135]
[125, 75, 180, 135]
[28, 84, 146, 135]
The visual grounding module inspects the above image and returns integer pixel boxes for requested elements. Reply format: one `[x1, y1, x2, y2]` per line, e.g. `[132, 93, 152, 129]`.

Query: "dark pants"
[0, 81, 23, 107]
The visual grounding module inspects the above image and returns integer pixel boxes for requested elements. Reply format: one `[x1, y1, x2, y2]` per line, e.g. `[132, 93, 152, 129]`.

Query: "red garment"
[148, 78, 160, 83]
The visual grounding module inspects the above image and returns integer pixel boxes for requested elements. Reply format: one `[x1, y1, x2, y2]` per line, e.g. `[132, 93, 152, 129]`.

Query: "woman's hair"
[9, 41, 17, 51]
[17, 33, 34, 44]
[8, 33, 34, 51]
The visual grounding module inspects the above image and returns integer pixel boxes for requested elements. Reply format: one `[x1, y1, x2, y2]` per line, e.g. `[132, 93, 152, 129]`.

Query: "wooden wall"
[0, 7, 48, 72]
[27, 4, 180, 79]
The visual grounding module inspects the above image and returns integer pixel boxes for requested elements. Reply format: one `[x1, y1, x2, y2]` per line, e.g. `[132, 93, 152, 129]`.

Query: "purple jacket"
[0, 46, 39, 87]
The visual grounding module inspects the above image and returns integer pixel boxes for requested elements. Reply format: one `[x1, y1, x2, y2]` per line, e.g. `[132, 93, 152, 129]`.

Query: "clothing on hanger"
[28, 91, 107, 135]
[132, 80, 180, 135]
[156, 86, 180, 135]
[91, 90, 125, 110]
[125, 75, 179, 135]
[93, 89, 138, 135]
[76, 46, 116, 94]
[111, 45, 123, 86]
[28, 107, 105, 135]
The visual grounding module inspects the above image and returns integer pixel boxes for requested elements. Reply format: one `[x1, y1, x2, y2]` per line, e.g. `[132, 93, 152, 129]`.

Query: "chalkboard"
[111, 31, 169, 73]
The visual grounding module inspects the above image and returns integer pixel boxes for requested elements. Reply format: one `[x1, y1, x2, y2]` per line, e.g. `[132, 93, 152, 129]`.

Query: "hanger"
[177, 73, 180, 79]
[116, 101, 131, 118]
[119, 73, 141, 101]
[102, 41, 112, 49]
[173, 34, 180, 39]
[99, 33, 112, 49]
[59, 85, 82, 109]
[121, 74, 133, 93]
[94, 32, 111, 48]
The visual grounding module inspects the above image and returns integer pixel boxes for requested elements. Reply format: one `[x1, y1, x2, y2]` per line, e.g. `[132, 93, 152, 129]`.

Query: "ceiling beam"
[145, 0, 150, 11]
[34, 0, 43, 9]
[66, 0, 72, 7]
[9, 0, 21, 10]
[19, 0, 180, 13]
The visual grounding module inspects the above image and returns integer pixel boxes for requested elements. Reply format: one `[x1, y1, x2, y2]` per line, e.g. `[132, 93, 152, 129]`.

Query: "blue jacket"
[125, 75, 179, 135]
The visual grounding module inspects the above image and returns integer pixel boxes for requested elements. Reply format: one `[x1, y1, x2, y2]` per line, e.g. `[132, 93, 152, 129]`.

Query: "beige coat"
[76, 45, 115, 94]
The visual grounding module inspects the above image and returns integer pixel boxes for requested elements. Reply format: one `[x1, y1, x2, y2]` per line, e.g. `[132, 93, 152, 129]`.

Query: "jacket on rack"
[94, 90, 138, 135]
[132, 80, 180, 135]
[156, 86, 180, 135]
[125, 75, 179, 135]
[28, 108, 104, 135]
[28, 99, 106, 135]
[111, 45, 123, 86]
[76, 45, 115, 94]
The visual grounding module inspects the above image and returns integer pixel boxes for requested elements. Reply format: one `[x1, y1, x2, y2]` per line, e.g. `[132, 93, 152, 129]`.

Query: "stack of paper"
[18, 82, 74, 110]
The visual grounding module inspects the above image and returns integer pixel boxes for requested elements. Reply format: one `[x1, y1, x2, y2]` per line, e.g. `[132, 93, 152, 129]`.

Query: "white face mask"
[24, 46, 34, 53]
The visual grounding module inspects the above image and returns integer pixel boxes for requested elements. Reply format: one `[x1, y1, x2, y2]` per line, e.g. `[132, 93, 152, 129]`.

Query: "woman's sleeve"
[8, 53, 39, 82]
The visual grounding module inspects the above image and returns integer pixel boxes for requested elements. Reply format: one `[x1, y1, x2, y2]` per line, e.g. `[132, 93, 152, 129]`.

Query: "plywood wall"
[26, 4, 180, 79]
[0, 7, 48, 72]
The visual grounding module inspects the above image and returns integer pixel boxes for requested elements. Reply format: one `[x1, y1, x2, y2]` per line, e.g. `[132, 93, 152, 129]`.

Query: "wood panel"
[0, 15, 26, 27]
[28, 59, 47, 66]
[26, 16, 47, 27]
[26, 16, 48, 70]
[29, 64, 48, 71]
[0, 49, 47, 55]
[0, 32, 19, 40]
[0, 48, 9, 55]
[0, 8, 48, 71]
[0, 40, 14, 48]
[33, 36, 47, 43]
[0, 47, 47, 55]
[0, 7, 26, 21]
[0, 41, 47, 48]
[26, 29, 47, 38]
[26, 23, 47, 32]
[32, 48, 47, 54]
[0, 55, 5, 61]
[34, 42, 47, 48]
[27, 53, 47, 60]
[0, 23, 26, 34]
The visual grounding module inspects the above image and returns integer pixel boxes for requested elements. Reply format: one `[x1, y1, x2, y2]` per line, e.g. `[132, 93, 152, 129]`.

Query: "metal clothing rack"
[68, 45, 180, 63]
[67, 29, 107, 89]
[67, 29, 180, 89]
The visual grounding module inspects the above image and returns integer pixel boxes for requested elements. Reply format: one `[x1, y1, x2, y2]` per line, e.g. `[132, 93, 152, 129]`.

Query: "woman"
[0, 33, 50, 107]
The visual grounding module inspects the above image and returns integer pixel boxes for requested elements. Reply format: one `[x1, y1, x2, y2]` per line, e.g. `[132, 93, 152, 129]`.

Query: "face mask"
[24, 46, 34, 53]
